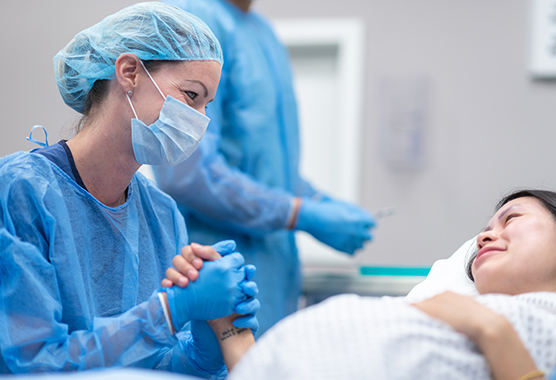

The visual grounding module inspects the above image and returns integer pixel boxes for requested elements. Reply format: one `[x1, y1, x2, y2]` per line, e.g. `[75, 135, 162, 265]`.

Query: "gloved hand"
[212, 240, 260, 331]
[186, 320, 225, 374]
[165, 252, 247, 331]
[296, 198, 375, 255]
[211, 239, 236, 256]
[233, 264, 260, 332]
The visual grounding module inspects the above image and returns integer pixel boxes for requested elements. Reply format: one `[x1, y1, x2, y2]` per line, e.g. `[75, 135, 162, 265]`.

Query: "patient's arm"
[208, 314, 255, 371]
[413, 292, 544, 380]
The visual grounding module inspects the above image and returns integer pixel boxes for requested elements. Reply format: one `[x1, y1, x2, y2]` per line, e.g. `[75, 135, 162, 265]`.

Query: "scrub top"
[0, 149, 226, 378]
[35, 140, 87, 189]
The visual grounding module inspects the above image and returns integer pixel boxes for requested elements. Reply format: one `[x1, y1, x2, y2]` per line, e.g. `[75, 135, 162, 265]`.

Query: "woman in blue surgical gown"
[0, 2, 258, 378]
[156, 0, 376, 336]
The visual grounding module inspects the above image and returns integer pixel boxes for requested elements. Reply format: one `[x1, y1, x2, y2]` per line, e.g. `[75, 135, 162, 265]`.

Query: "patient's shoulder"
[406, 237, 479, 302]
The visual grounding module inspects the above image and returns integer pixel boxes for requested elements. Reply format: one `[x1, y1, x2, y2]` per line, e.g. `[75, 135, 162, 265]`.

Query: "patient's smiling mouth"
[474, 246, 504, 268]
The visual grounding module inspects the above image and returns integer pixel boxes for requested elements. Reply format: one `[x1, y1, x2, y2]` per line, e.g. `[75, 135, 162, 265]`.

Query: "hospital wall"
[1, 1, 555, 267]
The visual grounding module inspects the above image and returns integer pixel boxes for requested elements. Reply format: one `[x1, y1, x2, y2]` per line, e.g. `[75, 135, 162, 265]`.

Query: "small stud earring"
[127, 90, 133, 97]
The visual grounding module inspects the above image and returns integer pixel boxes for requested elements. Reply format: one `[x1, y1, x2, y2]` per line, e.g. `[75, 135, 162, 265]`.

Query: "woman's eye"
[185, 91, 198, 100]
[505, 214, 519, 223]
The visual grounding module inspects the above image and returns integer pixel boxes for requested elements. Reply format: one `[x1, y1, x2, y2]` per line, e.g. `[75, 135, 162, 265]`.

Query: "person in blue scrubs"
[0, 3, 258, 377]
[155, 0, 376, 335]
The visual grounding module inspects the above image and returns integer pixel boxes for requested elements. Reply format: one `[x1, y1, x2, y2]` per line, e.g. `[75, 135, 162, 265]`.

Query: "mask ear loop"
[139, 60, 166, 100]
[126, 92, 139, 119]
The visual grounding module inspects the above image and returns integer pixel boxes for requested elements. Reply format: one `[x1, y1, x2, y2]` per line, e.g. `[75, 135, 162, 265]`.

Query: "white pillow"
[405, 237, 479, 302]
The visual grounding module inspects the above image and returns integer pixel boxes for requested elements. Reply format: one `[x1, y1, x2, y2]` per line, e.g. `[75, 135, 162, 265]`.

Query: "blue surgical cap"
[54, 2, 223, 113]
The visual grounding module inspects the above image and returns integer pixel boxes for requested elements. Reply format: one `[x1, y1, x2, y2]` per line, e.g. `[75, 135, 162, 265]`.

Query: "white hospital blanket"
[230, 293, 556, 380]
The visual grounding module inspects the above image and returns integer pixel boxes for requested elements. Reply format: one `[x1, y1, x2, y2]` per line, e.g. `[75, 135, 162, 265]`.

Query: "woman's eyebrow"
[185, 80, 208, 97]
[497, 205, 519, 222]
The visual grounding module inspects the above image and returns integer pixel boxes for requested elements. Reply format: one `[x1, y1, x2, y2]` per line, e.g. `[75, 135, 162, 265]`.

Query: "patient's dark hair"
[466, 189, 556, 281]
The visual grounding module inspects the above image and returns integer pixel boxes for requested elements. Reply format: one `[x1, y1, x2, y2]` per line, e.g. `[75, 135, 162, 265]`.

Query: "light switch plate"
[531, 0, 556, 77]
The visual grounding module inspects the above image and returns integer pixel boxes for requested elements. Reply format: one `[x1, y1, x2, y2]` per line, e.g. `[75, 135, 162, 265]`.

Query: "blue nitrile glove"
[186, 320, 226, 375]
[205, 240, 260, 331]
[211, 239, 236, 256]
[233, 264, 260, 332]
[166, 253, 247, 331]
[296, 198, 376, 255]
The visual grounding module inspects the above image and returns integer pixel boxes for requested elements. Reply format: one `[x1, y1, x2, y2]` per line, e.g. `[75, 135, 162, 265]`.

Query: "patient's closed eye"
[505, 214, 519, 224]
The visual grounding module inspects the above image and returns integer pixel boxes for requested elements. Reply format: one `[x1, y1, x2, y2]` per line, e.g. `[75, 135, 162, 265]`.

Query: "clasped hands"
[161, 240, 260, 333]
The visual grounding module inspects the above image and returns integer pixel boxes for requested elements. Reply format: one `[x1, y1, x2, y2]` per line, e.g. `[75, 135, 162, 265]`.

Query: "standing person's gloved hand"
[295, 198, 375, 255]
[165, 252, 247, 331]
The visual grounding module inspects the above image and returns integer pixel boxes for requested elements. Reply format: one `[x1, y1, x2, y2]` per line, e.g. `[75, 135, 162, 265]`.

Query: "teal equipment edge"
[360, 266, 431, 277]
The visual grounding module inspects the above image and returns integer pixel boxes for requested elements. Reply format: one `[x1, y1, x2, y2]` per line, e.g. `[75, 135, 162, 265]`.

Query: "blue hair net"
[54, 2, 223, 113]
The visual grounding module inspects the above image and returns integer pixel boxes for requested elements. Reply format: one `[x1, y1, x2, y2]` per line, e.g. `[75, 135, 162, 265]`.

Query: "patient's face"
[472, 196, 556, 295]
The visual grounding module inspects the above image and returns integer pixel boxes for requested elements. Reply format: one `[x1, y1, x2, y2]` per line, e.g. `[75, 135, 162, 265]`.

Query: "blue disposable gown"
[156, 0, 319, 335]
[0, 152, 225, 378]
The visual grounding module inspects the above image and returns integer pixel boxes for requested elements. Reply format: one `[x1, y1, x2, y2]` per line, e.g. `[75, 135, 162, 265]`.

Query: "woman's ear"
[114, 54, 141, 93]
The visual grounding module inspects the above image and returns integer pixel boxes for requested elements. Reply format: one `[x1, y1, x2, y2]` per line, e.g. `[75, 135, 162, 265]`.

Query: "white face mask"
[126, 61, 210, 166]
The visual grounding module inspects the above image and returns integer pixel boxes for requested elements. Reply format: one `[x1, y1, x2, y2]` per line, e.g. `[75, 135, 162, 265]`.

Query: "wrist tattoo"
[220, 327, 249, 341]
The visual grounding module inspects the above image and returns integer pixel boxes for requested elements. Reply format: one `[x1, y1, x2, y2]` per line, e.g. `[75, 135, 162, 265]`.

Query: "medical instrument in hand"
[375, 206, 397, 220]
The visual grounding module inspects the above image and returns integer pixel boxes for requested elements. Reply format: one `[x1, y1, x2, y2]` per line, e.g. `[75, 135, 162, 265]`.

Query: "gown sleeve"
[154, 129, 295, 236]
[0, 228, 176, 372]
